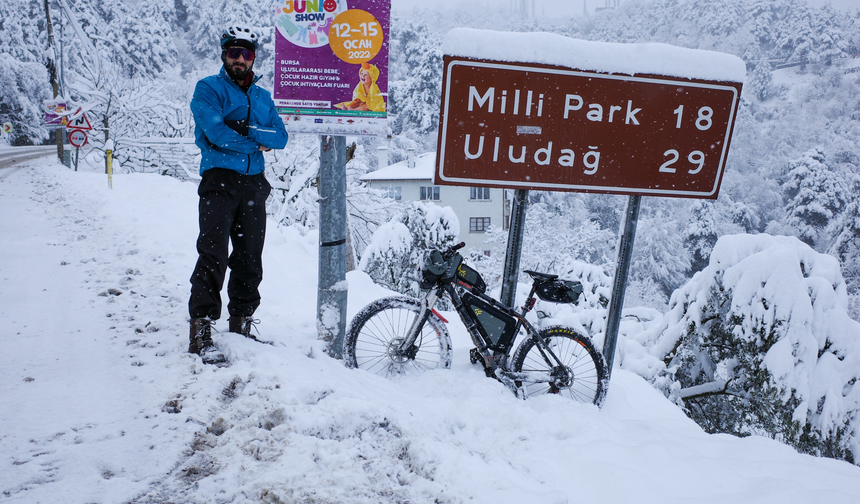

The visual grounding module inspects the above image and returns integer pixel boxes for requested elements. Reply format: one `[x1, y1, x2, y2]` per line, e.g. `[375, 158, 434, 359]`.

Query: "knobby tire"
[343, 296, 452, 377]
[512, 326, 608, 406]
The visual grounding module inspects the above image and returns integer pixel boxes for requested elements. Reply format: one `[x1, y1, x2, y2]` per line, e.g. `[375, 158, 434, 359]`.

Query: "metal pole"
[602, 194, 641, 380]
[317, 135, 348, 358]
[74, 146, 79, 171]
[499, 189, 529, 309]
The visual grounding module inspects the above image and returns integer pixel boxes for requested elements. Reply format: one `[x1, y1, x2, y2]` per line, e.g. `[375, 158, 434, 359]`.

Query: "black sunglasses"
[225, 47, 255, 61]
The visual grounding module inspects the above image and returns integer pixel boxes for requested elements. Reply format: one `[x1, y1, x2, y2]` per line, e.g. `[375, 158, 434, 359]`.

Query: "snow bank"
[443, 28, 746, 82]
[3, 163, 860, 503]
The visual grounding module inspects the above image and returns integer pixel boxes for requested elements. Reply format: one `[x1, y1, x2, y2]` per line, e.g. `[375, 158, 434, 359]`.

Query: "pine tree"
[782, 148, 848, 249]
[685, 201, 718, 275]
[631, 200, 690, 300]
[828, 175, 860, 293]
[743, 43, 775, 101]
[682, 0, 744, 38]
[388, 17, 443, 142]
[815, 5, 848, 66]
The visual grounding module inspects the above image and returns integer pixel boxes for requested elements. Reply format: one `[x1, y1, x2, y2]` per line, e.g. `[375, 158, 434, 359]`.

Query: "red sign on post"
[435, 57, 742, 199]
[69, 129, 88, 148]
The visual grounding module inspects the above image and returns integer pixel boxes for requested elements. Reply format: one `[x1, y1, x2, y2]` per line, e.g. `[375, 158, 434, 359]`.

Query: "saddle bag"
[534, 279, 583, 304]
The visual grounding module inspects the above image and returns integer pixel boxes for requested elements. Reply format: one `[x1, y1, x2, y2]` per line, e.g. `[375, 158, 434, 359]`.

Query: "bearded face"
[223, 47, 255, 82]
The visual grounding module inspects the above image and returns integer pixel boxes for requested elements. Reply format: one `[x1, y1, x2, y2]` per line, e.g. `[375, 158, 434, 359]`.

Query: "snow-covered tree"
[829, 175, 860, 294]
[782, 148, 849, 249]
[0, 55, 51, 145]
[685, 201, 719, 275]
[388, 17, 443, 146]
[743, 43, 775, 101]
[0, 0, 54, 144]
[631, 200, 690, 300]
[682, 0, 745, 38]
[814, 5, 848, 66]
[651, 234, 860, 465]
[359, 202, 459, 298]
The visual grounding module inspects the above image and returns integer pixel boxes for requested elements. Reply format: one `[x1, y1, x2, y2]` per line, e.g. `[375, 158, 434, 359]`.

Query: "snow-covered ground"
[2, 158, 860, 503]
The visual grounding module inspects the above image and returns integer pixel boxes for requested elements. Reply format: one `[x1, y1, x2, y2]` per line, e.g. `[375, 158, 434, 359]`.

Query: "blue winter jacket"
[191, 67, 288, 176]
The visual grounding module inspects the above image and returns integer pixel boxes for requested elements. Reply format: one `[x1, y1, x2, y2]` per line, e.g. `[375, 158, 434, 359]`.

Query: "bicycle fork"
[396, 287, 441, 357]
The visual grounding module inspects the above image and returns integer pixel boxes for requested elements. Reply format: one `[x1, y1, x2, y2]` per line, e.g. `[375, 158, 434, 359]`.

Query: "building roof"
[360, 152, 435, 182]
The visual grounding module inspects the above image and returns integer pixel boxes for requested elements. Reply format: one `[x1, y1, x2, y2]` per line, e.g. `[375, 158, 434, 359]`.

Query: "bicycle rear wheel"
[344, 296, 452, 377]
[511, 326, 607, 406]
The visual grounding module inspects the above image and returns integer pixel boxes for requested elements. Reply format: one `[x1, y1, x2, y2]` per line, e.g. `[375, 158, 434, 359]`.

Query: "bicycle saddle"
[523, 270, 558, 281]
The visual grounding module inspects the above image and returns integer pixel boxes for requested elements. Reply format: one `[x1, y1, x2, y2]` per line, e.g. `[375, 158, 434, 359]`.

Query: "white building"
[361, 150, 510, 255]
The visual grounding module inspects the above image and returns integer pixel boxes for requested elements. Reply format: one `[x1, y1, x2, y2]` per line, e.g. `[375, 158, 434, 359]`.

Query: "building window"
[383, 186, 401, 200]
[470, 217, 491, 233]
[420, 186, 440, 201]
[470, 187, 490, 200]
[483, 250, 491, 257]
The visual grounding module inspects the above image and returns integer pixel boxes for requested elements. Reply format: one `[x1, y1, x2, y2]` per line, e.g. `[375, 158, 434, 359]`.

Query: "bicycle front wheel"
[343, 296, 452, 377]
[512, 326, 607, 406]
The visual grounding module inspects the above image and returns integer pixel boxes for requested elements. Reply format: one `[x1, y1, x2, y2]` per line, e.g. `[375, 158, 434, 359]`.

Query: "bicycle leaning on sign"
[344, 242, 609, 406]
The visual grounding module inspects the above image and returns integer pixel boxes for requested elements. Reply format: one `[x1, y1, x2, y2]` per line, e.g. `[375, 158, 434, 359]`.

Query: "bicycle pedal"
[469, 348, 480, 364]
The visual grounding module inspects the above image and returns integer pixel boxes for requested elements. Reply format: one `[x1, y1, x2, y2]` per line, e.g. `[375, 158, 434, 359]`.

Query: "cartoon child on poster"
[336, 62, 386, 112]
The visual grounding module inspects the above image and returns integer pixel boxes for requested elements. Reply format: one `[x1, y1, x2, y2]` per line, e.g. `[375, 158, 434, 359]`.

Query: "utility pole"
[44, 0, 64, 161]
[317, 135, 348, 358]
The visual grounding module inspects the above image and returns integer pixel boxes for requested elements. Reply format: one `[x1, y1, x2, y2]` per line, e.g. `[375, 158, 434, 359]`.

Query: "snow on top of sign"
[443, 28, 746, 83]
[360, 152, 435, 181]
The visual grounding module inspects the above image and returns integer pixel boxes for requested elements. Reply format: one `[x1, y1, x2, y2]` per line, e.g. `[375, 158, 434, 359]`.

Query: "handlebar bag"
[454, 261, 487, 294]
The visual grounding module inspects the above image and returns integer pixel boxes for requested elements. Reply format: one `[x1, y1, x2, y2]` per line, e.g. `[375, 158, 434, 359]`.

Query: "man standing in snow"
[188, 26, 288, 364]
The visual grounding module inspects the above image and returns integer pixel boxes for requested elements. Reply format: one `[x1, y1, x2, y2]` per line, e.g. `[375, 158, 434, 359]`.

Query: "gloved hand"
[224, 119, 249, 137]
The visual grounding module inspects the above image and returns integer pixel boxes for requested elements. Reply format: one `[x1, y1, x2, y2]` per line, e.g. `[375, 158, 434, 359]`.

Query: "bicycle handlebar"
[442, 242, 466, 259]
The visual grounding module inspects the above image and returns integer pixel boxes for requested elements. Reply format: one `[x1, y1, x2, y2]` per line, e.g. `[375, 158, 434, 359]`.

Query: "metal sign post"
[602, 195, 641, 379]
[68, 129, 87, 171]
[499, 189, 529, 309]
[318, 135, 348, 357]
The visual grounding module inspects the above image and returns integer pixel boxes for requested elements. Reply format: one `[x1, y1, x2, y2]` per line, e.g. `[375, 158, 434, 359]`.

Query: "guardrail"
[0, 146, 60, 169]
[114, 137, 201, 180]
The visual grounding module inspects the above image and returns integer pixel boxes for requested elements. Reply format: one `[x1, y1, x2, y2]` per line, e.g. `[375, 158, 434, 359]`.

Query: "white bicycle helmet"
[220, 26, 260, 50]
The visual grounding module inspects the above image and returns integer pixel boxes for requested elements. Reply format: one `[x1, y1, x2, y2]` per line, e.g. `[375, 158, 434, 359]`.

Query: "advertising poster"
[44, 99, 69, 128]
[274, 0, 390, 136]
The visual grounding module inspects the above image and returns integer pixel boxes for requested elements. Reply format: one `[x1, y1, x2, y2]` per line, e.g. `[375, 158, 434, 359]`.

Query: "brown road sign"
[435, 57, 743, 199]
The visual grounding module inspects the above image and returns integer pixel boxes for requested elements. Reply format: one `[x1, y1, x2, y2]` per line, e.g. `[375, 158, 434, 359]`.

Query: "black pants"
[189, 168, 271, 320]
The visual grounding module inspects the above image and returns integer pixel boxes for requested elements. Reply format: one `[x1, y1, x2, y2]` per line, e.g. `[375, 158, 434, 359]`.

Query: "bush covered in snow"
[359, 202, 459, 298]
[648, 234, 860, 464]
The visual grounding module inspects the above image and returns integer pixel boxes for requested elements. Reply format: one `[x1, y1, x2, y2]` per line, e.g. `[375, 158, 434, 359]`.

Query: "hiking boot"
[228, 316, 259, 340]
[189, 318, 227, 365]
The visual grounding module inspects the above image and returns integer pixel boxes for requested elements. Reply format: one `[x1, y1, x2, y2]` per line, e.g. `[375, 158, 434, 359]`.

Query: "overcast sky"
[391, 0, 857, 16]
